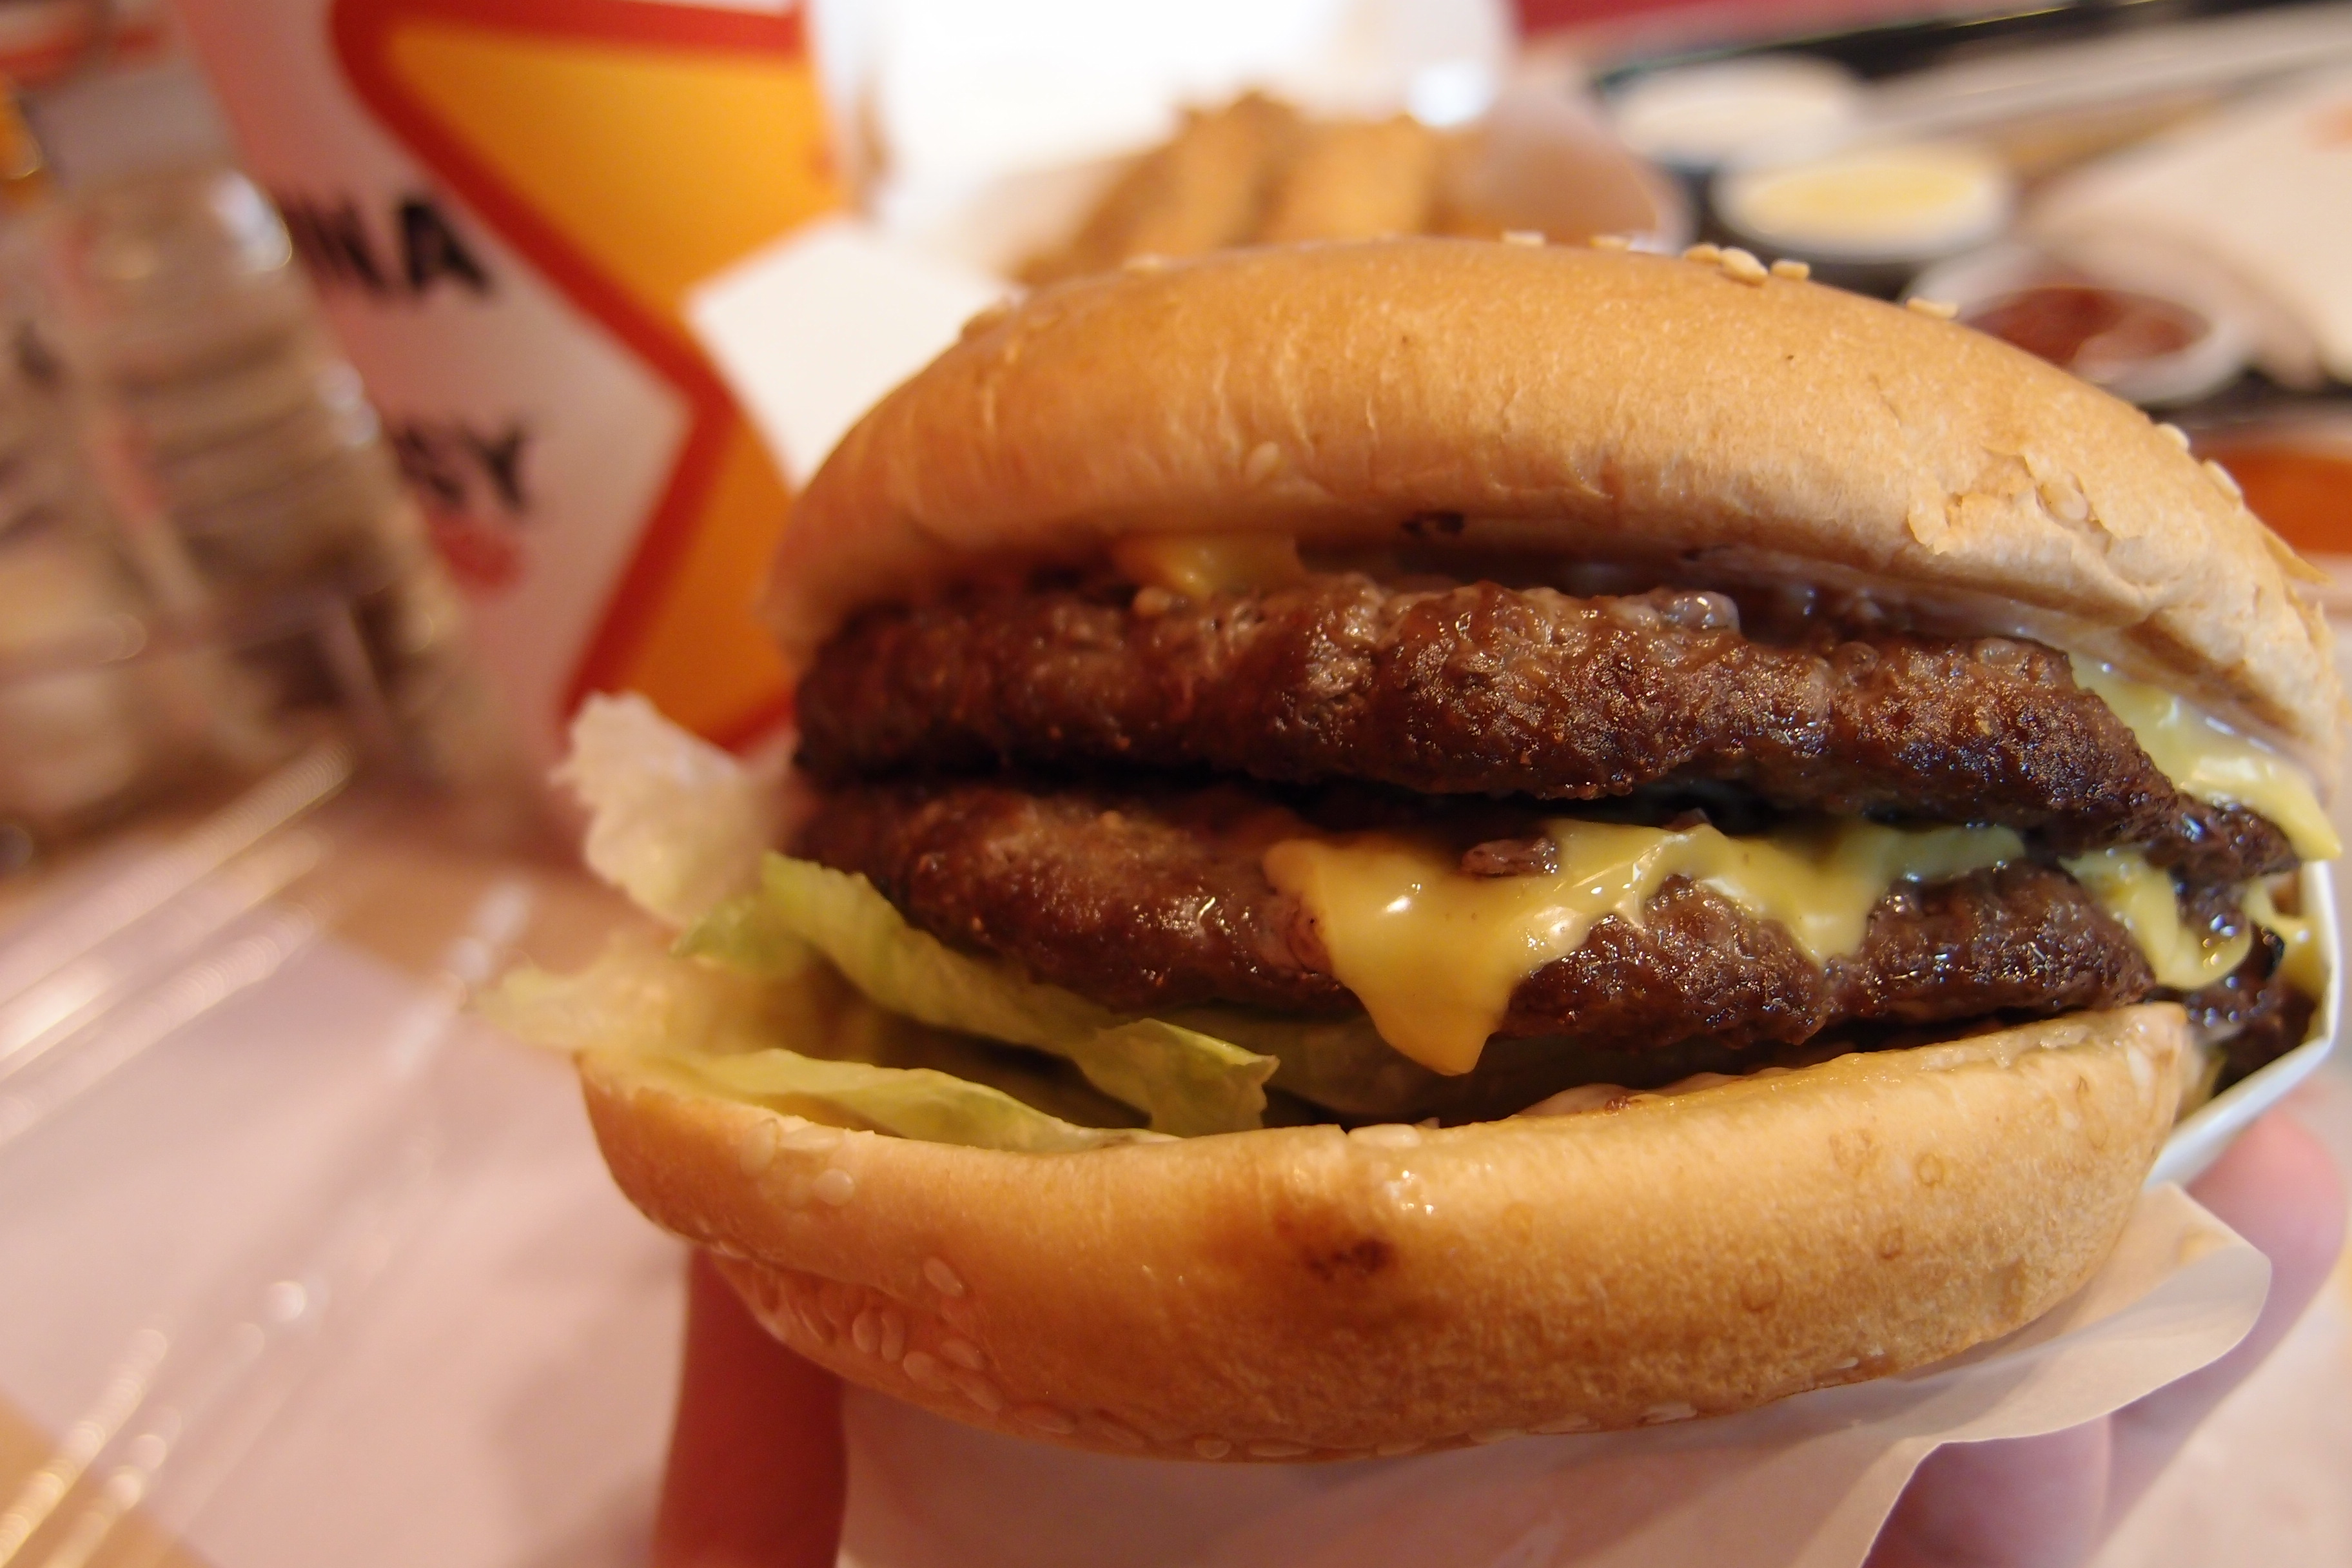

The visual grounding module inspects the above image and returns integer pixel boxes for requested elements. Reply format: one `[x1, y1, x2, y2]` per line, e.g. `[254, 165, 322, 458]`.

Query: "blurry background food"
[1574, 0, 2352, 573]
[1019, 86, 1675, 282]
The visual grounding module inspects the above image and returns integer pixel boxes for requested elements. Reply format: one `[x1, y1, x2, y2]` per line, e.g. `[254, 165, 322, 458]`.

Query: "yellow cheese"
[2060, 847, 2253, 991]
[2070, 656, 2340, 862]
[1263, 818, 2021, 1075]
[1110, 532, 1304, 598]
[2244, 877, 2330, 1000]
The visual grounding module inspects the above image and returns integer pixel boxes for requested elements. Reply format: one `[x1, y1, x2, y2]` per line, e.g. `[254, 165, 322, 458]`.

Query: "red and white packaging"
[172, 0, 848, 764]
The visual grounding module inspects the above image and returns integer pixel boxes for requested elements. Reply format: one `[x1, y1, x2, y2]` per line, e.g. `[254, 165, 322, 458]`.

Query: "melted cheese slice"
[1263, 818, 2022, 1075]
[2070, 656, 2340, 862]
[1110, 532, 1304, 598]
[2059, 847, 2253, 991]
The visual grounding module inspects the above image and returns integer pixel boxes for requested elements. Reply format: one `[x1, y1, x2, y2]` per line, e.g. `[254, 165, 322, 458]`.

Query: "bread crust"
[769, 240, 2337, 766]
[580, 1004, 2186, 1458]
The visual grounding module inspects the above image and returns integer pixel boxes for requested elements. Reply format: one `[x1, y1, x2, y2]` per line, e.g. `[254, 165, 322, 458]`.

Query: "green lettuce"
[483, 937, 1155, 1153]
[552, 692, 776, 926]
[678, 854, 1275, 1137]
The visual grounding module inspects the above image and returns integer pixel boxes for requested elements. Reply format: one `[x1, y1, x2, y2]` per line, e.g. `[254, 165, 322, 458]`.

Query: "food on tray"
[1021, 90, 1626, 284]
[498, 239, 2339, 1459]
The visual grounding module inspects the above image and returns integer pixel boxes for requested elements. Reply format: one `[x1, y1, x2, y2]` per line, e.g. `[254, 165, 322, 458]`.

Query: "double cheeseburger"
[568, 240, 2340, 1458]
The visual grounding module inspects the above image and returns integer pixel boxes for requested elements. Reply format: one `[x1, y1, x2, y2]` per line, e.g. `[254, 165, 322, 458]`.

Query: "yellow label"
[1264, 818, 2021, 1075]
[1110, 533, 1304, 599]
[2061, 847, 2253, 991]
[382, 14, 845, 745]
[2071, 656, 2340, 862]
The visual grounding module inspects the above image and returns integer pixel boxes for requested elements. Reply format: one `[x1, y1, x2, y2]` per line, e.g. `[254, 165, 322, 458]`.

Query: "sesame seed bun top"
[768, 239, 2339, 770]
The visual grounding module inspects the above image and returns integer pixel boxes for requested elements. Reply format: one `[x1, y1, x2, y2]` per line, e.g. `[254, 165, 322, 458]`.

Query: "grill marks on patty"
[796, 576, 2295, 882]
[798, 782, 2167, 1057]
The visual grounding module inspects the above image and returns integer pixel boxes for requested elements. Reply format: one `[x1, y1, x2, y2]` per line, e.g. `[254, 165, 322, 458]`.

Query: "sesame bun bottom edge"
[577, 1003, 2188, 1460]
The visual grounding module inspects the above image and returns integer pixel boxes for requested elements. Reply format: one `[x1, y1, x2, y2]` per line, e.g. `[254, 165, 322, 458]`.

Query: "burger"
[499, 239, 2340, 1458]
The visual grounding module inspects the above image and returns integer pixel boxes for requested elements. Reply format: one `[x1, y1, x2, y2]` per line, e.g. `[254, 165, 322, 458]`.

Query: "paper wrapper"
[836, 1184, 2265, 1568]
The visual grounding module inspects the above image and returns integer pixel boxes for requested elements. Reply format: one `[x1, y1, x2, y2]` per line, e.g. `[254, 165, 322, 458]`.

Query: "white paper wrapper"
[836, 1184, 2265, 1568]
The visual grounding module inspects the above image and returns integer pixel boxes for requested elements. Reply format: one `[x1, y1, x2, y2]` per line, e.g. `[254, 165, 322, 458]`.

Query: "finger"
[2104, 1109, 2344, 1522]
[654, 1250, 847, 1568]
[1865, 1419, 2112, 1568]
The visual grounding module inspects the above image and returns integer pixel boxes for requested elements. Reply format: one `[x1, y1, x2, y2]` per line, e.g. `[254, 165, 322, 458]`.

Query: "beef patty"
[797, 576, 2294, 884]
[798, 781, 2175, 1068]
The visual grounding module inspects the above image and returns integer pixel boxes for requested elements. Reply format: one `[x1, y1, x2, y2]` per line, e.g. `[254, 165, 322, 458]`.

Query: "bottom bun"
[579, 1004, 2188, 1459]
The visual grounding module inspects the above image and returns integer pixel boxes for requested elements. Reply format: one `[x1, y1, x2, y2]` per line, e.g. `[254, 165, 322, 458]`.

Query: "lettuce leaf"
[483, 937, 1153, 1153]
[620, 1047, 1151, 1153]
[680, 854, 1275, 1136]
[553, 692, 777, 926]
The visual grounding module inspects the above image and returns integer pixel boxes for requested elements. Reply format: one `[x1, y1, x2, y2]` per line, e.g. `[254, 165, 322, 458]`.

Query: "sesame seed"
[1373, 1439, 1424, 1457]
[902, 1351, 948, 1391]
[1639, 1401, 1698, 1424]
[1248, 1440, 1312, 1458]
[1193, 1437, 1231, 1460]
[1122, 253, 1169, 273]
[1682, 243, 1722, 264]
[2157, 422, 2192, 449]
[1827, 1356, 1860, 1371]
[1469, 1427, 1525, 1445]
[1719, 247, 1767, 284]
[794, 1298, 830, 1343]
[1132, 585, 1176, 618]
[1243, 441, 1284, 485]
[2204, 459, 2243, 502]
[1014, 1405, 1077, 1435]
[1351, 1122, 1422, 1149]
[1589, 233, 1631, 251]
[879, 1311, 906, 1363]
[1501, 230, 1544, 247]
[780, 1122, 843, 1153]
[1092, 1418, 1148, 1449]
[923, 1257, 967, 1297]
[941, 1337, 987, 1371]
[950, 1370, 1004, 1412]
[736, 1121, 781, 1175]
[812, 1168, 857, 1206]
[1770, 258, 1810, 280]
[1533, 1413, 1596, 1434]
[851, 1310, 881, 1355]
[1906, 297, 1958, 320]
[2037, 478, 2090, 524]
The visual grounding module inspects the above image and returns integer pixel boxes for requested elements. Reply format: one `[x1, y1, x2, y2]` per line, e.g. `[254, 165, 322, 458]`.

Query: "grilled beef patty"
[798, 779, 2168, 1057]
[796, 576, 2295, 883]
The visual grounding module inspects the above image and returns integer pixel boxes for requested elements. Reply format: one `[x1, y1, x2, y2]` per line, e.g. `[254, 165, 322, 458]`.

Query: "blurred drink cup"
[171, 0, 847, 765]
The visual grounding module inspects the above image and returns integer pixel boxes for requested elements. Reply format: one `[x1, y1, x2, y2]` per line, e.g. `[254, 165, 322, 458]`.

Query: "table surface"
[0, 769, 2346, 1568]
